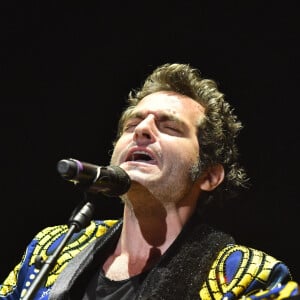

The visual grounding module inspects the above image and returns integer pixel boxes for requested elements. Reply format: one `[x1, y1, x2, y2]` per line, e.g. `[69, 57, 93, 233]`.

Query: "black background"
[1, 1, 299, 284]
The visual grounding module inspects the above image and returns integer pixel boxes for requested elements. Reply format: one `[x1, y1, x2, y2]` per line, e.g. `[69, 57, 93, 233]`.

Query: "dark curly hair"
[114, 63, 249, 204]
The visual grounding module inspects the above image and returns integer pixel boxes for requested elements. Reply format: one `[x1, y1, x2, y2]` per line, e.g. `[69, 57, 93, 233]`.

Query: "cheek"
[164, 139, 199, 169]
[110, 135, 130, 164]
[178, 139, 199, 160]
[110, 140, 123, 164]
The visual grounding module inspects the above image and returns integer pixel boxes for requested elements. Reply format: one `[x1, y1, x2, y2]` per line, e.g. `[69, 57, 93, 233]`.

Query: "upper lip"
[125, 147, 157, 163]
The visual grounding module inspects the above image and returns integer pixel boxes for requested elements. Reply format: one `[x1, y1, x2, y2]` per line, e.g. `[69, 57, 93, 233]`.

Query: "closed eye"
[165, 126, 179, 131]
[123, 122, 140, 132]
[160, 121, 183, 135]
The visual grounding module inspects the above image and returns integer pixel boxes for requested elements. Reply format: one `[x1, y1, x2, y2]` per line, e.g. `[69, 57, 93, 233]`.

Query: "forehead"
[133, 91, 205, 122]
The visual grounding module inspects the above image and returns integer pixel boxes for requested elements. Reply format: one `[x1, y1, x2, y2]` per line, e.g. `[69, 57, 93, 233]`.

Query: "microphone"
[57, 158, 131, 197]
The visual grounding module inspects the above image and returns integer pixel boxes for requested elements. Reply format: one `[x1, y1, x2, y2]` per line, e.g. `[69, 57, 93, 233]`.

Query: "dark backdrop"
[1, 1, 299, 283]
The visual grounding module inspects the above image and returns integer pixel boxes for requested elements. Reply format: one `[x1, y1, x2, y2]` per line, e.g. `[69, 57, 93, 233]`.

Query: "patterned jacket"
[0, 216, 299, 300]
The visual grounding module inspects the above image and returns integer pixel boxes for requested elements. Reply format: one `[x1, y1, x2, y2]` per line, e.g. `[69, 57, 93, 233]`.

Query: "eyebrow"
[126, 110, 185, 125]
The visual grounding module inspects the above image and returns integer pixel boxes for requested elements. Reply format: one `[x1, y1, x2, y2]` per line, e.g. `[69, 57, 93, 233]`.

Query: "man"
[0, 63, 299, 299]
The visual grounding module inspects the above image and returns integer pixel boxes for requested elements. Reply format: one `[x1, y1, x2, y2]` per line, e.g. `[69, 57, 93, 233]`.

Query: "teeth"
[131, 151, 153, 161]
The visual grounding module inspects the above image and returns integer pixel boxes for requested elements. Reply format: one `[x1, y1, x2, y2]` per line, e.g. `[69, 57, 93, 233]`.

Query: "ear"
[199, 164, 225, 191]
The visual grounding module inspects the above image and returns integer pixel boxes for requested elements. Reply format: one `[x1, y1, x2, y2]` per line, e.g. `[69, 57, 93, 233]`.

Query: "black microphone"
[57, 158, 131, 197]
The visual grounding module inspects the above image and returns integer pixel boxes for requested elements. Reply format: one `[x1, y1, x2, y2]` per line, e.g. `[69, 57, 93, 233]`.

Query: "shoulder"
[33, 219, 120, 258]
[0, 219, 120, 298]
[213, 244, 286, 277]
[200, 244, 292, 299]
[35, 219, 119, 241]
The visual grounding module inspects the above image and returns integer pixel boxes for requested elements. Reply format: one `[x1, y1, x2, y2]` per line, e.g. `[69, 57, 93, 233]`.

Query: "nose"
[133, 114, 156, 145]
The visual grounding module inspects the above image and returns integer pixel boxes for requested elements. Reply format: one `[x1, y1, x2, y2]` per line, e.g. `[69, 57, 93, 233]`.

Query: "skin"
[104, 91, 224, 280]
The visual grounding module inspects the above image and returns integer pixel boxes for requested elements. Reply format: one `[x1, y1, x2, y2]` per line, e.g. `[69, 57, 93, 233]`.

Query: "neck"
[103, 207, 192, 280]
[102, 183, 200, 280]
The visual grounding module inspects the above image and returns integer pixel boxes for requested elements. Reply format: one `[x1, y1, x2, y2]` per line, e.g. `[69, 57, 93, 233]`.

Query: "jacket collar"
[50, 215, 234, 300]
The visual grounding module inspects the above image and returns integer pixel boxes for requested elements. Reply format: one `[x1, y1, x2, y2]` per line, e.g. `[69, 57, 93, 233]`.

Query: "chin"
[128, 170, 158, 185]
[127, 170, 149, 181]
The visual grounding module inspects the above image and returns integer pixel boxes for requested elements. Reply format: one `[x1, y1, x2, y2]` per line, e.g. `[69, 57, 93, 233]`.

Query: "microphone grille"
[57, 159, 78, 179]
[102, 166, 131, 197]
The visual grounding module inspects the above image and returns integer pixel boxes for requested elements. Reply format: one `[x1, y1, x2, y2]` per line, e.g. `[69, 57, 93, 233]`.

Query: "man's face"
[110, 91, 205, 202]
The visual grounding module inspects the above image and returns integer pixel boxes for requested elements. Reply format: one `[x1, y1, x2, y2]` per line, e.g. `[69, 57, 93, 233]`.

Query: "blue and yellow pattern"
[0, 221, 299, 300]
[199, 244, 299, 299]
[0, 220, 117, 299]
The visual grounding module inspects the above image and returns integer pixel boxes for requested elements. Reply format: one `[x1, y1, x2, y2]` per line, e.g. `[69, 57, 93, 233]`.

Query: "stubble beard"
[120, 159, 202, 207]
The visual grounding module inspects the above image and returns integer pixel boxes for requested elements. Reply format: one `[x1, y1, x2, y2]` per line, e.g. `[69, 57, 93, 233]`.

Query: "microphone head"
[57, 159, 131, 197]
[56, 159, 99, 183]
[57, 159, 78, 179]
[99, 165, 131, 197]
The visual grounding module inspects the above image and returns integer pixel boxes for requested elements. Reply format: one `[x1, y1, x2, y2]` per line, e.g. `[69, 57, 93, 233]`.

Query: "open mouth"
[126, 150, 155, 163]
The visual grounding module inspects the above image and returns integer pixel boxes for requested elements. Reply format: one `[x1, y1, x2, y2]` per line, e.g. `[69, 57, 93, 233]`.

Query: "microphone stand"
[22, 194, 95, 300]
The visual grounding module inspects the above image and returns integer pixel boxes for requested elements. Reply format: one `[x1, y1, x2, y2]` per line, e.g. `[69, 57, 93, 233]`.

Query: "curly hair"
[114, 63, 249, 204]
